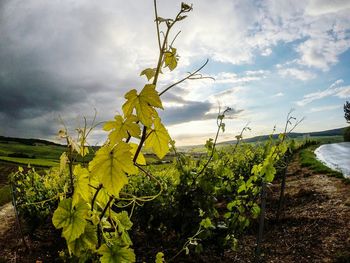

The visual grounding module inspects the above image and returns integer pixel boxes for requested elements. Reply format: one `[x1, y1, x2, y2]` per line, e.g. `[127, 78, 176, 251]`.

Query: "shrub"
[344, 126, 350, 142]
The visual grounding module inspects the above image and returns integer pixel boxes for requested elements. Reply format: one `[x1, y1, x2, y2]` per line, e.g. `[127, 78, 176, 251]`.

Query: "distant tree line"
[345, 101, 350, 123]
[344, 101, 350, 141]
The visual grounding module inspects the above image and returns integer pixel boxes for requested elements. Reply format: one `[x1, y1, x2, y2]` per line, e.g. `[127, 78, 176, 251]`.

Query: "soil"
[0, 153, 349, 262]
[227, 154, 350, 263]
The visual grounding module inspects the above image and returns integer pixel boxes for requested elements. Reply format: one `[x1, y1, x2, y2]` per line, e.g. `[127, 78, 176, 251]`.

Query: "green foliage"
[344, 101, 350, 123]
[122, 84, 163, 127]
[145, 117, 171, 159]
[52, 198, 89, 243]
[155, 252, 165, 263]
[343, 126, 350, 142]
[9, 166, 69, 228]
[103, 115, 141, 145]
[47, 2, 190, 261]
[0, 156, 59, 167]
[98, 241, 135, 263]
[89, 143, 137, 197]
[299, 146, 344, 178]
[67, 223, 97, 257]
[140, 68, 156, 81]
[164, 47, 178, 71]
[0, 185, 11, 206]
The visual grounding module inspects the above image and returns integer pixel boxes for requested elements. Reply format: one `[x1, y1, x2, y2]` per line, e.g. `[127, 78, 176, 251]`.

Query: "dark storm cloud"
[0, 0, 150, 139]
[160, 92, 243, 125]
[160, 100, 214, 125]
[0, 68, 85, 118]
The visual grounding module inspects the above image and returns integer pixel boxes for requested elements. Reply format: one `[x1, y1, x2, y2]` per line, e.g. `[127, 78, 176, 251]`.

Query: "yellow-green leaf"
[98, 242, 136, 263]
[104, 115, 140, 145]
[72, 165, 91, 207]
[155, 252, 165, 263]
[59, 152, 68, 174]
[164, 47, 178, 71]
[200, 217, 215, 229]
[67, 223, 97, 256]
[110, 211, 133, 233]
[140, 68, 156, 81]
[145, 118, 170, 159]
[52, 198, 89, 243]
[129, 143, 146, 165]
[89, 143, 137, 197]
[122, 84, 163, 127]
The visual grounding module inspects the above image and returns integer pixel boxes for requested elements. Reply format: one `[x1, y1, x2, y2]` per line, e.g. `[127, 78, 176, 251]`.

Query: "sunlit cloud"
[310, 105, 342, 113]
[272, 92, 284, 98]
[296, 79, 350, 106]
[278, 68, 316, 81]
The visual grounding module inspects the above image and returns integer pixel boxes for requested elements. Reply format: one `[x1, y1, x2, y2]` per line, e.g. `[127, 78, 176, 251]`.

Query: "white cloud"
[310, 105, 341, 112]
[296, 37, 350, 71]
[306, 0, 350, 16]
[278, 67, 316, 80]
[297, 79, 350, 106]
[272, 92, 284, 97]
[337, 86, 350, 98]
[245, 70, 270, 76]
[261, 48, 272, 56]
[214, 70, 269, 84]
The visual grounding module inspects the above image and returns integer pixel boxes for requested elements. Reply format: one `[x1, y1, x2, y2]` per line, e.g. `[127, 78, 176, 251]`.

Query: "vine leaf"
[262, 158, 276, 183]
[98, 241, 136, 263]
[52, 198, 89, 243]
[140, 68, 156, 81]
[67, 223, 97, 256]
[200, 217, 215, 229]
[79, 136, 89, 157]
[145, 117, 170, 159]
[59, 152, 68, 174]
[103, 115, 140, 145]
[72, 165, 91, 207]
[164, 47, 178, 71]
[110, 210, 133, 246]
[156, 252, 165, 263]
[68, 137, 81, 155]
[122, 84, 163, 127]
[89, 143, 137, 197]
[112, 211, 133, 233]
[130, 143, 146, 165]
[95, 187, 110, 209]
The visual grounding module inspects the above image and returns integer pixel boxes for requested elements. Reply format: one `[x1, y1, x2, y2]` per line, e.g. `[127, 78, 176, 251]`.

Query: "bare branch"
[159, 59, 211, 96]
[170, 30, 181, 47]
[153, 0, 162, 51]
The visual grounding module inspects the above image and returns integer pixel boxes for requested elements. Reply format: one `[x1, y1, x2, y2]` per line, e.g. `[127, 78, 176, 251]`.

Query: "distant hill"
[0, 126, 346, 149]
[219, 127, 347, 145]
[0, 135, 63, 146]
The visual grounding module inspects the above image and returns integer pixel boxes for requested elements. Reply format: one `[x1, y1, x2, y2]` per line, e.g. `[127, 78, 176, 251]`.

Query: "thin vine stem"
[159, 59, 210, 96]
[153, 0, 161, 51]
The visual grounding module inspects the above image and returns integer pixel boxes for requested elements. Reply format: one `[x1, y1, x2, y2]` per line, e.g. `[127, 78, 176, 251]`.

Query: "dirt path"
[0, 202, 20, 262]
[230, 154, 350, 262]
[0, 202, 15, 237]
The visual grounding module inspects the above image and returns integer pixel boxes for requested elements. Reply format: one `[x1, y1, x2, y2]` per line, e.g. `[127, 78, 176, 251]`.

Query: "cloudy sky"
[0, 0, 350, 146]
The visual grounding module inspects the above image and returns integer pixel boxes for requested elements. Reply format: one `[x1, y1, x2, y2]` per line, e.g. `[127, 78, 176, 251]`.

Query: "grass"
[299, 144, 350, 184]
[0, 156, 59, 167]
[0, 141, 95, 159]
[0, 185, 11, 206]
[306, 135, 344, 144]
[0, 142, 65, 159]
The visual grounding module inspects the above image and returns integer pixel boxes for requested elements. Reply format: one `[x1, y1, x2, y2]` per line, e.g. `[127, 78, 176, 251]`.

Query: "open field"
[0, 156, 59, 167]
